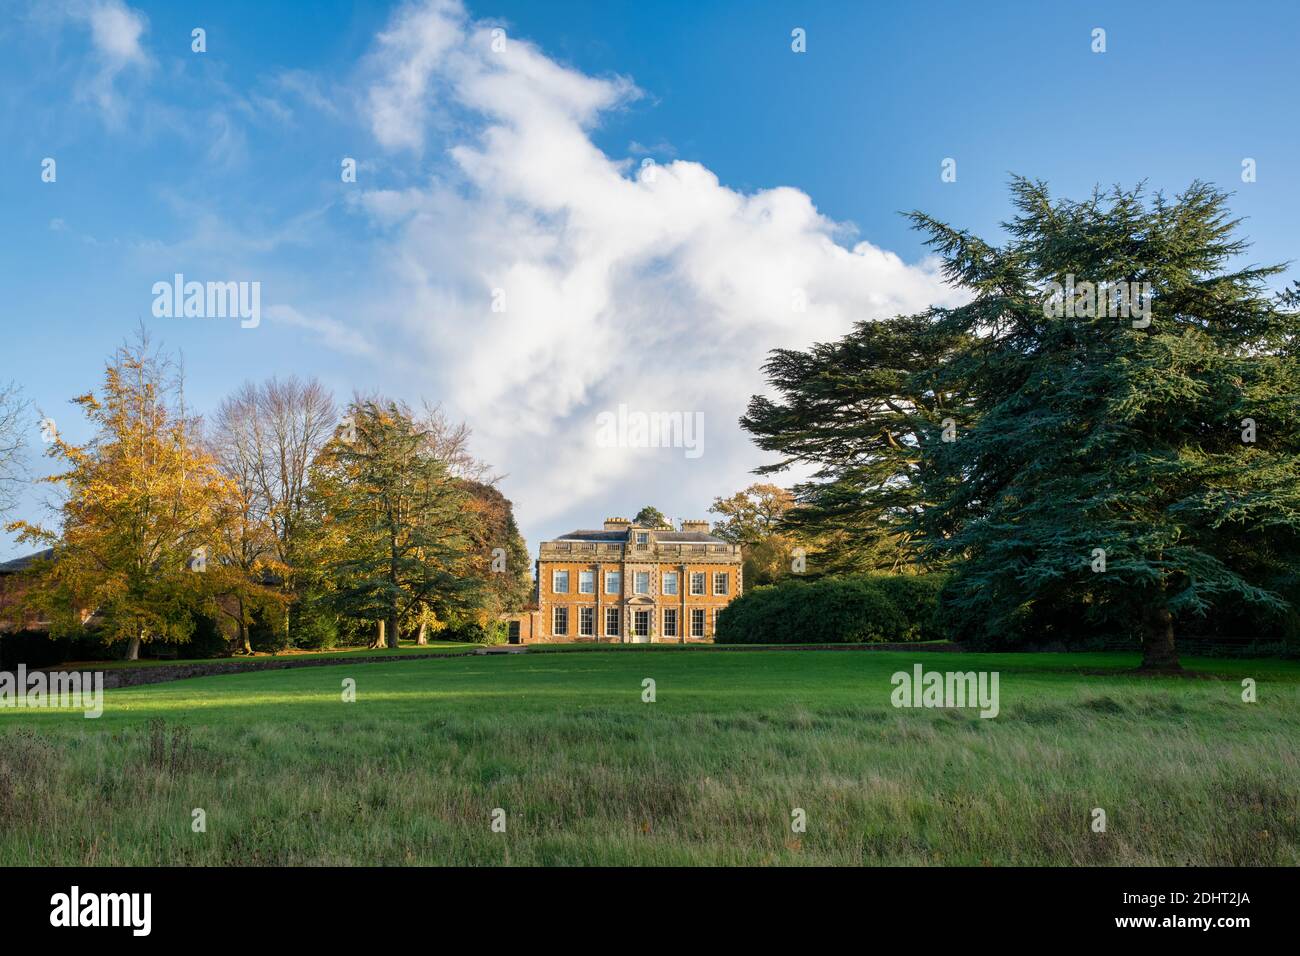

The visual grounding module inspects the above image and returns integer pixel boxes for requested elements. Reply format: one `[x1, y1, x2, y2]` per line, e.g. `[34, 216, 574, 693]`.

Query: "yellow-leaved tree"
[9, 331, 234, 659]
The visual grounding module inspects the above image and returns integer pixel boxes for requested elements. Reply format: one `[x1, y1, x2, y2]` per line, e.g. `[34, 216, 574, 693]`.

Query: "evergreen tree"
[741, 313, 972, 574]
[744, 179, 1300, 670]
[910, 179, 1300, 670]
[307, 398, 486, 648]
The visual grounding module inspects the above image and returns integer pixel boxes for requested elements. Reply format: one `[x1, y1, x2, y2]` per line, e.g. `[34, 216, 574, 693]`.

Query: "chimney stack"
[680, 519, 710, 533]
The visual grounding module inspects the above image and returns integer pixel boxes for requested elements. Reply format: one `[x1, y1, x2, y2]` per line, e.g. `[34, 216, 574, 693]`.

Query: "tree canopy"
[708, 483, 799, 586]
[633, 506, 672, 529]
[8, 331, 232, 658]
[745, 179, 1300, 670]
[305, 398, 490, 648]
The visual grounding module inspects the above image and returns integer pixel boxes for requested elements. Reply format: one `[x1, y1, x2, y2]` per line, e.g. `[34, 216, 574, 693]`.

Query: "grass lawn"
[1, 649, 1297, 865]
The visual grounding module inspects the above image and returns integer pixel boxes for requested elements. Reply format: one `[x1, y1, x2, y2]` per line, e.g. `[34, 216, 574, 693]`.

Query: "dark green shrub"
[248, 607, 291, 653]
[180, 613, 230, 658]
[867, 574, 948, 642]
[292, 604, 339, 650]
[715, 577, 908, 644]
[333, 616, 378, 648]
[439, 618, 506, 645]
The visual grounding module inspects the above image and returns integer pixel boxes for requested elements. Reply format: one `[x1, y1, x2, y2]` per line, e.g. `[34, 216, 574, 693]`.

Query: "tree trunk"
[1140, 599, 1182, 672]
[387, 612, 400, 649]
[416, 620, 427, 645]
[239, 620, 252, 655]
[126, 621, 142, 661]
[370, 620, 385, 649]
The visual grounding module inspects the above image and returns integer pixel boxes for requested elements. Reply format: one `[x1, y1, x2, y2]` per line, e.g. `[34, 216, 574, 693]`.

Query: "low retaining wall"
[38, 641, 963, 689]
[44, 650, 476, 689]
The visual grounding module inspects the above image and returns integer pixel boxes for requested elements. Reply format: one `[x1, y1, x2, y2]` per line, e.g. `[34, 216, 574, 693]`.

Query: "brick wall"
[533, 558, 741, 643]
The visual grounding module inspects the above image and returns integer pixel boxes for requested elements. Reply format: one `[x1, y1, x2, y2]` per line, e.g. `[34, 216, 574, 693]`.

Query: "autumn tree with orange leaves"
[7, 331, 268, 659]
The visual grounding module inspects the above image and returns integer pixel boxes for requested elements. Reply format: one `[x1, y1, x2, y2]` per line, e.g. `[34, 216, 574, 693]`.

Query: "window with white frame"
[662, 571, 678, 595]
[690, 608, 705, 637]
[605, 571, 621, 595]
[663, 608, 677, 637]
[633, 610, 649, 637]
[690, 572, 706, 595]
[634, 571, 650, 595]
[713, 571, 728, 595]
[579, 570, 595, 594]
[553, 606, 568, 636]
[605, 606, 620, 637]
[552, 570, 569, 594]
[579, 606, 594, 636]
[635, 532, 649, 547]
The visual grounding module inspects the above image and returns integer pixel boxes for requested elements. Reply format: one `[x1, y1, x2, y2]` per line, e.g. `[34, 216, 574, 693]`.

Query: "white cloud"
[59, 0, 151, 121]
[265, 304, 379, 359]
[345, 1, 967, 538]
[364, 0, 468, 153]
[84, 0, 146, 62]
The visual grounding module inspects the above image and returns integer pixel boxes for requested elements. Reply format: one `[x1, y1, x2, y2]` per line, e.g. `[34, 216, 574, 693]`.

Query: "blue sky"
[2, 0, 1298, 560]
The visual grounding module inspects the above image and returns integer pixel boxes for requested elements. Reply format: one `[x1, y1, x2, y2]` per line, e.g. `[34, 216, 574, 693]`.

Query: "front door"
[632, 609, 651, 643]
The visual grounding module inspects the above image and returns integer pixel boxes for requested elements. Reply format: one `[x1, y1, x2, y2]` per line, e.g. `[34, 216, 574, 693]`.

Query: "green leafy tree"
[910, 179, 1300, 671]
[633, 505, 671, 529]
[306, 398, 487, 648]
[708, 483, 797, 585]
[460, 479, 532, 614]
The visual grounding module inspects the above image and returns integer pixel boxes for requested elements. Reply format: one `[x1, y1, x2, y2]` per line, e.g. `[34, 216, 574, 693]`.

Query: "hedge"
[715, 576, 915, 644]
[869, 574, 947, 642]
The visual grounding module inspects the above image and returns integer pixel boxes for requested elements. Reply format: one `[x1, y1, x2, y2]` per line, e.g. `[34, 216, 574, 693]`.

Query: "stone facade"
[530, 517, 742, 643]
[501, 607, 540, 645]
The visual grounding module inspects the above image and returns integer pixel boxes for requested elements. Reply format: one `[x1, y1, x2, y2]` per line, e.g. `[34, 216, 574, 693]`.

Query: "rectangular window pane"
[553, 570, 569, 594]
[605, 607, 620, 636]
[663, 608, 677, 637]
[634, 571, 649, 594]
[662, 572, 678, 595]
[579, 571, 595, 594]
[554, 606, 568, 636]
[579, 606, 594, 636]
[634, 610, 649, 637]
[605, 572, 621, 595]
[690, 608, 705, 637]
[713, 572, 728, 595]
[690, 572, 706, 595]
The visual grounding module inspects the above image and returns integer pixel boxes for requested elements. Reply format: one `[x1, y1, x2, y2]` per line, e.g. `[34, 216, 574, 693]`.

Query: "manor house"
[507, 518, 743, 644]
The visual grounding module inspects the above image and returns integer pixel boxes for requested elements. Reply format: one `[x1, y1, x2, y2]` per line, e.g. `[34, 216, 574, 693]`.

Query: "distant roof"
[0, 549, 54, 574]
[556, 530, 729, 544]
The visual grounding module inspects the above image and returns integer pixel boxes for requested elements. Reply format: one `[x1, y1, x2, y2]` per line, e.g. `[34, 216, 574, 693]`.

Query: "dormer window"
[635, 531, 649, 550]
